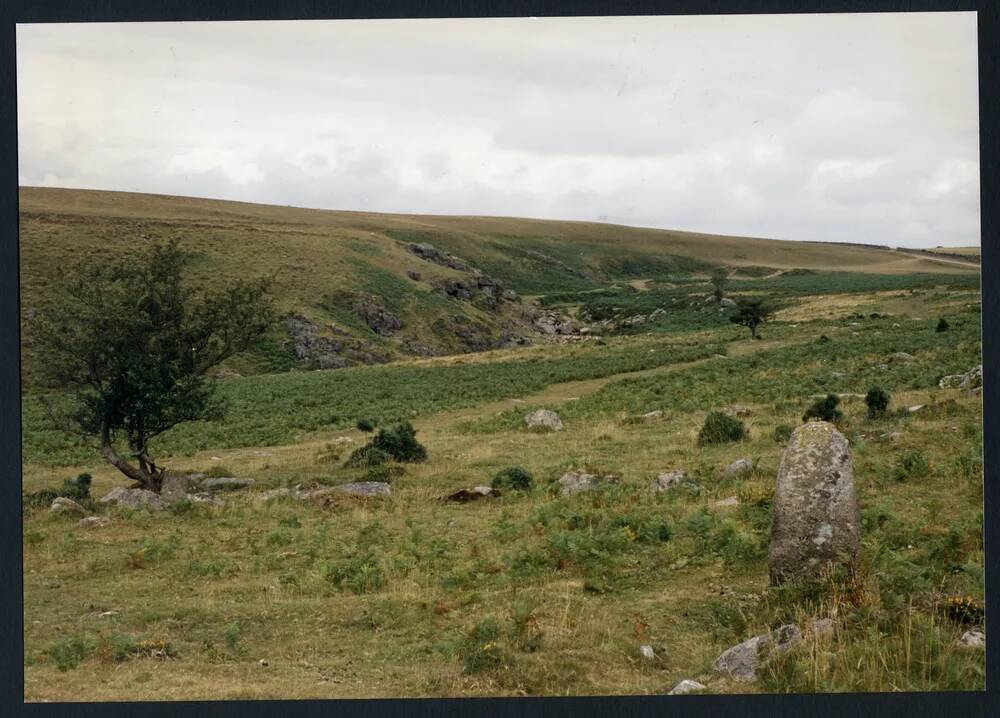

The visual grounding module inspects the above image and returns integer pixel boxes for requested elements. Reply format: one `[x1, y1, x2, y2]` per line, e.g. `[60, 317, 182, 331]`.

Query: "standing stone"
[769, 421, 860, 585]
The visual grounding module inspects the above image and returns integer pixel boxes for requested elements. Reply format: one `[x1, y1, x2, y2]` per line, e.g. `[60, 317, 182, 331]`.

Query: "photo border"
[1, 1, 994, 716]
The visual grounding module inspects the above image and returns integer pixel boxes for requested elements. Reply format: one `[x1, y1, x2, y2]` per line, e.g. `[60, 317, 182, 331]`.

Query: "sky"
[17, 13, 980, 248]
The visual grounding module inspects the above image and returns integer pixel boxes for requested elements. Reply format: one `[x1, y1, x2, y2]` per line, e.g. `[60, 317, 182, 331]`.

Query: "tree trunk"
[100, 423, 157, 489]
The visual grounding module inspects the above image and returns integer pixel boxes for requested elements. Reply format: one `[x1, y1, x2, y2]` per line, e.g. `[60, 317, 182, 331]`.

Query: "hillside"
[18, 186, 979, 386]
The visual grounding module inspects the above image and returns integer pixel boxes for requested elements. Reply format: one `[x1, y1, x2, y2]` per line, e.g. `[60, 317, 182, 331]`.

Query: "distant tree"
[32, 240, 276, 491]
[710, 267, 729, 302]
[728, 296, 774, 339]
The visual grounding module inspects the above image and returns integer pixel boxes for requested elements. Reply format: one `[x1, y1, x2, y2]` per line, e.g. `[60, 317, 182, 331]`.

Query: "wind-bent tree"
[33, 240, 276, 491]
[710, 267, 729, 303]
[729, 296, 774, 339]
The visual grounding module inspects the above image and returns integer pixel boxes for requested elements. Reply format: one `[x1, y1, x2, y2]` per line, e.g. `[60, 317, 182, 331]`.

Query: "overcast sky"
[17, 13, 980, 247]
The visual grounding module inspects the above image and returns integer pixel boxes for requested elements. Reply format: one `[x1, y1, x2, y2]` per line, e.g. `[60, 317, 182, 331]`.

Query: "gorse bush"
[371, 421, 427, 462]
[492, 467, 534, 491]
[459, 618, 506, 674]
[697, 411, 747, 446]
[803, 394, 843, 423]
[356, 418, 375, 432]
[937, 317, 950, 333]
[772, 424, 794, 443]
[23, 472, 93, 510]
[865, 387, 891, 419]
[344, 445, 392, 468]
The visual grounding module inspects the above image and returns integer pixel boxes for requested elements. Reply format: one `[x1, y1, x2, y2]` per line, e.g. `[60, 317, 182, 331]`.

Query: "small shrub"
[817, 334, 831, 344]
[371, 421, 427, 462]
[803, 394, 843, 423]
[459, 618, 506, 674]
[936, 317, 950, 332]
[492, 467, 534, 491]
[61, 473, 92, 501]
[45, 634, 97, 671]
[772, 424, 794, 443]
[344, 444, 393, 468]
[356, 418, 376, 432]
[328, 553, 386, 594]
[894, 452, 930, 481]
[865, 387, 891, 419]
[697, 411, 747, 446]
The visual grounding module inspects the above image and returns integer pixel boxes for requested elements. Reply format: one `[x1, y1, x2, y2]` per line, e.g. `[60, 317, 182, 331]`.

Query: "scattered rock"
[79, 515, 111, 528]
[444, 486, 501, 503]
[159, 473, 202, 504]
[256, 488, 293, 502]
[407, 242, 473, 272]
[810, 618, 836, 637]
[653, 470, 686, 492]
[713, 624, 802, 682]
[643, 410, 665, 420]
[769, 422, 860, 585]
[907, 405, 925, 414]
[720, 297, 737, 308]
[333, 482, 392, 498]
[200, 477, 256, 491]
[252, 450, 274, 457]
[406, 269, 422, 281]
[723, 458, 753, 477]
[524, 409, 563, 432]
[184, 492, 224, 506]
[99, 487, 167, 511]
[354, 299, 402, 336]
[959, 629, 985, 648]
[49, 497, 86, 516]
[724, 404, 752, 418]
[558, 471, 620, 496]
[639, 645, 656, 660]
[889, 352, 916, 363]
[668, 679, 707, 695]
[880, 431, 904, 442]
[259, 658, 269, 667]
[939, 364, 982, 390]
[98, 610, 119, 618]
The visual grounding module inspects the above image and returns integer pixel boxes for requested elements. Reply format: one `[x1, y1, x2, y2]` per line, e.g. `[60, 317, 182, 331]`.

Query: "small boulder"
[959, 629, 985, 648]
[159, 473, 202, 504]
[643, 410, 665, 420]
[558, 471, 620, 496]
[723, 458, 753, 477]
[79, 515, 111, 528]
[668, 679, 707, 695]
[769, 421, 860, 585]
[889, 352, 916, 363]
[444, 486, 500, 503]
[200, 477, 256, 491]
[524, 409, 563, 432]
[333, 482, 392, 498]
[99, 487, 167, 511]
[49, 497, 86, 516]
[184, 492, 224, 506]
[639, 645, 656, 660]
[724, 404, 752, 418]
[653, 470, 686, 492]
[713, 624, 801, 682]
[406, 269, 421, 281]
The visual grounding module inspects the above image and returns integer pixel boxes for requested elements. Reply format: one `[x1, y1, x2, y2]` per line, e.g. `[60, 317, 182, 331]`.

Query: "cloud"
[16, 13, 980, 248]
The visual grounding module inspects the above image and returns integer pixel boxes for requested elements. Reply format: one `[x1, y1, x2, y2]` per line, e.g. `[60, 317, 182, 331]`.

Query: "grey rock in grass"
[333, 482, 392, 498]
[184, 492, 224, 506]
[724, 404, 752, 418]
[79, 515, 111, 528]
[668, 679, 707, 695]
[643, 410, 665, 420]
[49, 497, 86, 516]
[724, 458, 754, 478]
[939, 364, 983, 390]
[524, 409, 563, 432]
[159, 473, 202, 503]
[639, 645, 656, 660]
[255, 488, 293, 502]
[959, 629, 985, 648]
[889, 352, 916, 363]
[653, 470, 686, 492]
[200, 477, 256, 491]
[810, 618, 836, 637]
[713, 624, 801, 682]
[720, 297, 737, 308]
[99, 487, 167, 511]
[558, 471, 620, 496]
[445, 486, 500, 503]
[769, 421, 860, 585]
